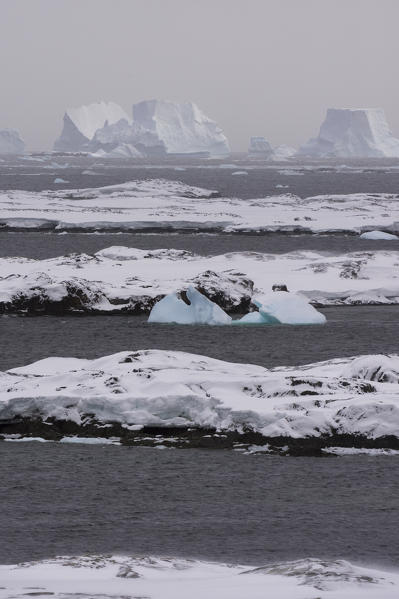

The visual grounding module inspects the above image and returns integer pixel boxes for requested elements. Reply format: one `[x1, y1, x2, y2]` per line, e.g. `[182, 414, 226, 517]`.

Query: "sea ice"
[148, 286, 232, 325]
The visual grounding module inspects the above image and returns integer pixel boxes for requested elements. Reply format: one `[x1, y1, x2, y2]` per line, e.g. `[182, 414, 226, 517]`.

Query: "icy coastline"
[1, 350, 399, 453]
[0, 245, 399, 314]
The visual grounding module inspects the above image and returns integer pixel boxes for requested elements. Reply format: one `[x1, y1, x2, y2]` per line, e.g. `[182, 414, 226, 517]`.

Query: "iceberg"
[132, 99, 230, 156]
[238, 291, 326, 325]
[298, 108, 399, 158]
[0, 129, 25, 155]
[89, 118, 163, 156]
[54, 101, 130, 152]
[148, 286, 232, 325]
[248, 136, 273, 157]
[360, 230, 398, 240]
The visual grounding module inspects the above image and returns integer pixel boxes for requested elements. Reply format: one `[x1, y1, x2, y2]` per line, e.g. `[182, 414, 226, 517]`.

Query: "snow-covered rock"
[0, 129, 25, 155]
[3, 180, 399, 235]
[360, 230, 398, 241]
[1, 555, 398, 599]
[54, 101, 130, 152]
[2, 350, 399, 449]
[298, 108, 399, 158]
[132, 99, 230, 156]
[238, 292, 326, 325]
[1, 246, 399, 314]
[148, 286, 232, 325]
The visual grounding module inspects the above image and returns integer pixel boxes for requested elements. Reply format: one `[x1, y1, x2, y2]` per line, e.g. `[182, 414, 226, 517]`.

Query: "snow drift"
[1, 554, 398, 599]
[298, 108, 399, 158]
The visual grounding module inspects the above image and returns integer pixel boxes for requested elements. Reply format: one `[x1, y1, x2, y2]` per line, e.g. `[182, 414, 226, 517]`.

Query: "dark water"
[1, 443, 399, 567]
[1, 231, 398, 260]
[1, 307, 398, 371]
[1, 159, 399, 198]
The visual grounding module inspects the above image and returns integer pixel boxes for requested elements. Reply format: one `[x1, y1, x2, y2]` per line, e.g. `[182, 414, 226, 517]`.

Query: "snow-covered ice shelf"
[1, 179, 399, 234]
[1, 555, 399, 599]
[1, 350, 399, 452]
[1, 245, 399, 314]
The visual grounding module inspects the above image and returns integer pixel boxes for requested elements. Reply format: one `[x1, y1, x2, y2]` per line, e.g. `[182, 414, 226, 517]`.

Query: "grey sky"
[0, 0, 398, 151]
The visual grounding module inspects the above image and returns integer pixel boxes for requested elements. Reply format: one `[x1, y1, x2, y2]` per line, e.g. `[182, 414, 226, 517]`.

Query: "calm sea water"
[2, 443, 399, 567]
[1, 307, 398, 371]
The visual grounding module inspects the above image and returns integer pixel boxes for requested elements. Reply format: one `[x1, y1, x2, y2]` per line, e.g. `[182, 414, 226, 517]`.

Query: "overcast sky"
[0, 0, 398, 151]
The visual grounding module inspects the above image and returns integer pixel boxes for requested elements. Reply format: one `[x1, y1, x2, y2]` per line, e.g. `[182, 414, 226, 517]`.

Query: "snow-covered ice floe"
[1, 555, 399, 599]
[1, 244, 399, 314]
[1, 179, 399, 234]
[148, 286, 231, 325]
[1, 350, 399, 452]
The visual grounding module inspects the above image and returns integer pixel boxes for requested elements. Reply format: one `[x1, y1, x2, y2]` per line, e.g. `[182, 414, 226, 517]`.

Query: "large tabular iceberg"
[132, 99, 230, 156]
[238, 291, 326, 325]
[148, 286, 232, 325]
[0, 129, 25, 155]
[298, 108, 399, 158]
[54, 101, 130, 152]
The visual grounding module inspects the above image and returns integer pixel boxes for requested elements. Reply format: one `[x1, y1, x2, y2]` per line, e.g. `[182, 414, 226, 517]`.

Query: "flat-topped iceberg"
[148, 286, 232, 325]
[0, 129, 25, 155]
[298, 108, 399, 158]
[238, 291, 326, 325]
[54, 101, 130, 152]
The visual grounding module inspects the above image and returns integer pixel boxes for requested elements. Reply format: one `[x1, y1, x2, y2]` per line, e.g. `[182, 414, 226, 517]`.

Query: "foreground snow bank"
[1, 350, 399, 450]
[0, 246, 399, 314]
[2, 179, 399, 234]
[0, 555, 398, 599]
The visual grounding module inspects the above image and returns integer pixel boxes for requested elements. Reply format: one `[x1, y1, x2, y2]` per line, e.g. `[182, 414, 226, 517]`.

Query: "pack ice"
[298, 108, 399, 158]
[0, 129, 25, 155]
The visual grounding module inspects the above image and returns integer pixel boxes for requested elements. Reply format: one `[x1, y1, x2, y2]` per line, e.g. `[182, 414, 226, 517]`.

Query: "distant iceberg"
[132, 99, 230, 157]
[298, 108, 399, 158]
[237, 291, 326, 325]
[248, 137, 296, 160]
[148, 286, 232, 325]
[0, 129, 25, 155]
[54, 101, 130, 152]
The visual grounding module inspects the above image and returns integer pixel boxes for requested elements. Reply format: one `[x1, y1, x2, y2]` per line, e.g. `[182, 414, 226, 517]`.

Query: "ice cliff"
[0, 129, 25, 155]
[54, 99, 230, 157]
[298, 108, 399, 158]
[53, 101, 130, 152]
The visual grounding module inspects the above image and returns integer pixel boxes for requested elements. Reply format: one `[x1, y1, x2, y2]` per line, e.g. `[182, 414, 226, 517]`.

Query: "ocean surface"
[1, 160, 399, 569]
[2, 443, 399, 567]
[1, 306, 399, 371]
